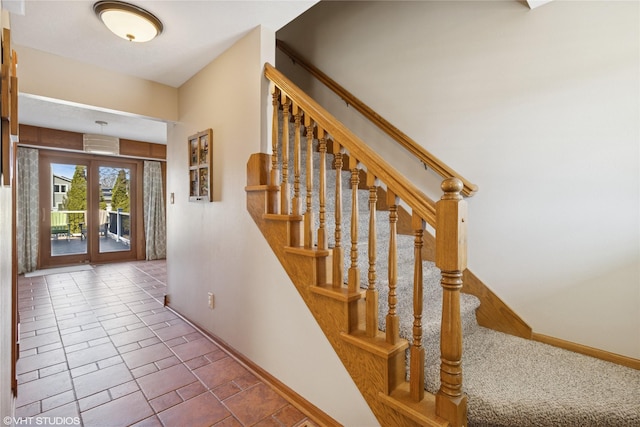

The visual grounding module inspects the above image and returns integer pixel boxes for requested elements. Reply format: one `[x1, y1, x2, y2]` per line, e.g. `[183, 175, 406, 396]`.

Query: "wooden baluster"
[386, 190, 400, 345]
[1, 29, 9, 120]
[280, 95, 290, 215]
[291, 106, 302, 216]
[347, 157, 360, 293]
[317, 129, 327, 250]
[303, 115, 314, 248]
[332, 140, 344, 288]
[410, 212, 425, 402]
[270, 85, 280, 212]
[435, 178, 468, 427]
[366, 173, 379, 337]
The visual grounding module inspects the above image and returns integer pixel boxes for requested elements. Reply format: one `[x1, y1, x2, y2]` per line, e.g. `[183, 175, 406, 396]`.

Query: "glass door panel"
[40, 156, 91, 268]
[97, 166, 132, 254]
[50, 163, 88, 257]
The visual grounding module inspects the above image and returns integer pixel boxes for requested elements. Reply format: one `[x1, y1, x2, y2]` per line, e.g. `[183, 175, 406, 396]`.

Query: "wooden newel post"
[435, 177, 468, 427]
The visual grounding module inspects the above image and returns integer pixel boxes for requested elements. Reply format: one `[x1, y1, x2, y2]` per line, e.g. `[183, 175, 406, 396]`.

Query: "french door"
[39, 152, 138, 268]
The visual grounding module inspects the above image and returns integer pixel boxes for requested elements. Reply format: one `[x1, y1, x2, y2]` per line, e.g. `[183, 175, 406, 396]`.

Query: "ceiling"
[5, 0, 317, 144]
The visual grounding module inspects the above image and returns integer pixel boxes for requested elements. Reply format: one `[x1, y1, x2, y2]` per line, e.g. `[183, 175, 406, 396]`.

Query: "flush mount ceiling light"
[94, 1, 163, 43]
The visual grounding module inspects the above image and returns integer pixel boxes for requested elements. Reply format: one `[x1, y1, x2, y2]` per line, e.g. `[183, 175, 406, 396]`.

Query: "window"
[53, 184, 67, 193]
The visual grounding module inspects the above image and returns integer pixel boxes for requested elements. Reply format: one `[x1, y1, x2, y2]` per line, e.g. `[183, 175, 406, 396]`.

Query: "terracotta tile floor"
[16, 260, 319, 427]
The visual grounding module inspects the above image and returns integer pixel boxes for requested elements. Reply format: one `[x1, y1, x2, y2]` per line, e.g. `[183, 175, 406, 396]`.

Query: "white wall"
[277, 0, 640, 358]
[166, 26, 377, 425]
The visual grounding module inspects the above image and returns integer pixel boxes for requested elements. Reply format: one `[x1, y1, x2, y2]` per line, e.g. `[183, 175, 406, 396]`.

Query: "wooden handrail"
[276, 39, 478, 197]
[265, 62, 437, 227]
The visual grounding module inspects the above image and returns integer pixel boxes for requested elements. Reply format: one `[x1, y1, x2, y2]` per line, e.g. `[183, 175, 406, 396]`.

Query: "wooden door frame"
[90, 159, 140, 264]
[38, 150, 144, 268]
[39, 152, 91, 268]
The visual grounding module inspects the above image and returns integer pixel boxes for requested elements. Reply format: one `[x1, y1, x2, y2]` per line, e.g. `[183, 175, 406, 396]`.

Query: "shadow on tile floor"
[16, 260, 319, 427]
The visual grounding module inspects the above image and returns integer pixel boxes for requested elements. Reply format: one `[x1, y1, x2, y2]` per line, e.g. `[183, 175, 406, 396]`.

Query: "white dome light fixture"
[94, 1, 163, 43]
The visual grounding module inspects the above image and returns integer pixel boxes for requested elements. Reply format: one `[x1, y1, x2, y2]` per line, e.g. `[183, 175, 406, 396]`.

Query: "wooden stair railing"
[277, 41, 534, 343]
[248, 63, 469, 426]
[276, 39, 478, 198]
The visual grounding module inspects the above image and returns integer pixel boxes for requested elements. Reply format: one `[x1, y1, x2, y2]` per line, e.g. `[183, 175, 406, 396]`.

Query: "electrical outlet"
[207, 292, 214, 309]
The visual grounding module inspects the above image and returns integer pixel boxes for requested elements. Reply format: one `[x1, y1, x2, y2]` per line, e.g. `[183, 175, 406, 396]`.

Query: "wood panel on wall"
[19, 125, 166, 160]
[120, 138, 167, 159]
[19, 125, 83, 151]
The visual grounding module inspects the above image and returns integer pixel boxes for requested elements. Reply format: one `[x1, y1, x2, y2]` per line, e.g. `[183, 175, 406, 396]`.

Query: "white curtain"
[17, 147, 39, 273]
[143, 161, 166, 260]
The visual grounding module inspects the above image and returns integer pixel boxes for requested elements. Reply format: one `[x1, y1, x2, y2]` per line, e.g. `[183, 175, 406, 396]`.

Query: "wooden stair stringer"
[246, 184, 448, 427]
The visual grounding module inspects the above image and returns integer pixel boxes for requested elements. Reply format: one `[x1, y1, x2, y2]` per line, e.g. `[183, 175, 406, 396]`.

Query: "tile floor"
[16, 260, 319, 427]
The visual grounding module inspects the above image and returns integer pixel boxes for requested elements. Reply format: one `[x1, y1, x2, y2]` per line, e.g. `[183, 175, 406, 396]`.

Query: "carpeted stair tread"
[454, 327, 640, 426]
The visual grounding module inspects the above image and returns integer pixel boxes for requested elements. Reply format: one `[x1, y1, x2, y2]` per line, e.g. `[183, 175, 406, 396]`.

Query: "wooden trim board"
[532, 333, 639, 370]
[462, 269, 532, 339]
[165, 305, 341, 427]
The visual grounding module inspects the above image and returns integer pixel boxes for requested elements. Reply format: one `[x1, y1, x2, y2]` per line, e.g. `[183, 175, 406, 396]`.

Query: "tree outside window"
[111, 169, 130, 213]
[61, 166, 87, 234]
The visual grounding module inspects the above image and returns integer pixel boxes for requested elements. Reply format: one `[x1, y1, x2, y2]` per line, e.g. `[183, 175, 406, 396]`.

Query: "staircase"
[246, 64, 640, 426]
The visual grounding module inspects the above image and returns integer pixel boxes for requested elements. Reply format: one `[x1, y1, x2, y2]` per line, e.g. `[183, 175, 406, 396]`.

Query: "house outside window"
[52, 174, 72, 211]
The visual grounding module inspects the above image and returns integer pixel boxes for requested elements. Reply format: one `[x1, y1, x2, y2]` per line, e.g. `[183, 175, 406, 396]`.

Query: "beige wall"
[16, 45, 178, 122]
[166, 26, 377, 425]
[277, 0, 640, 358]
